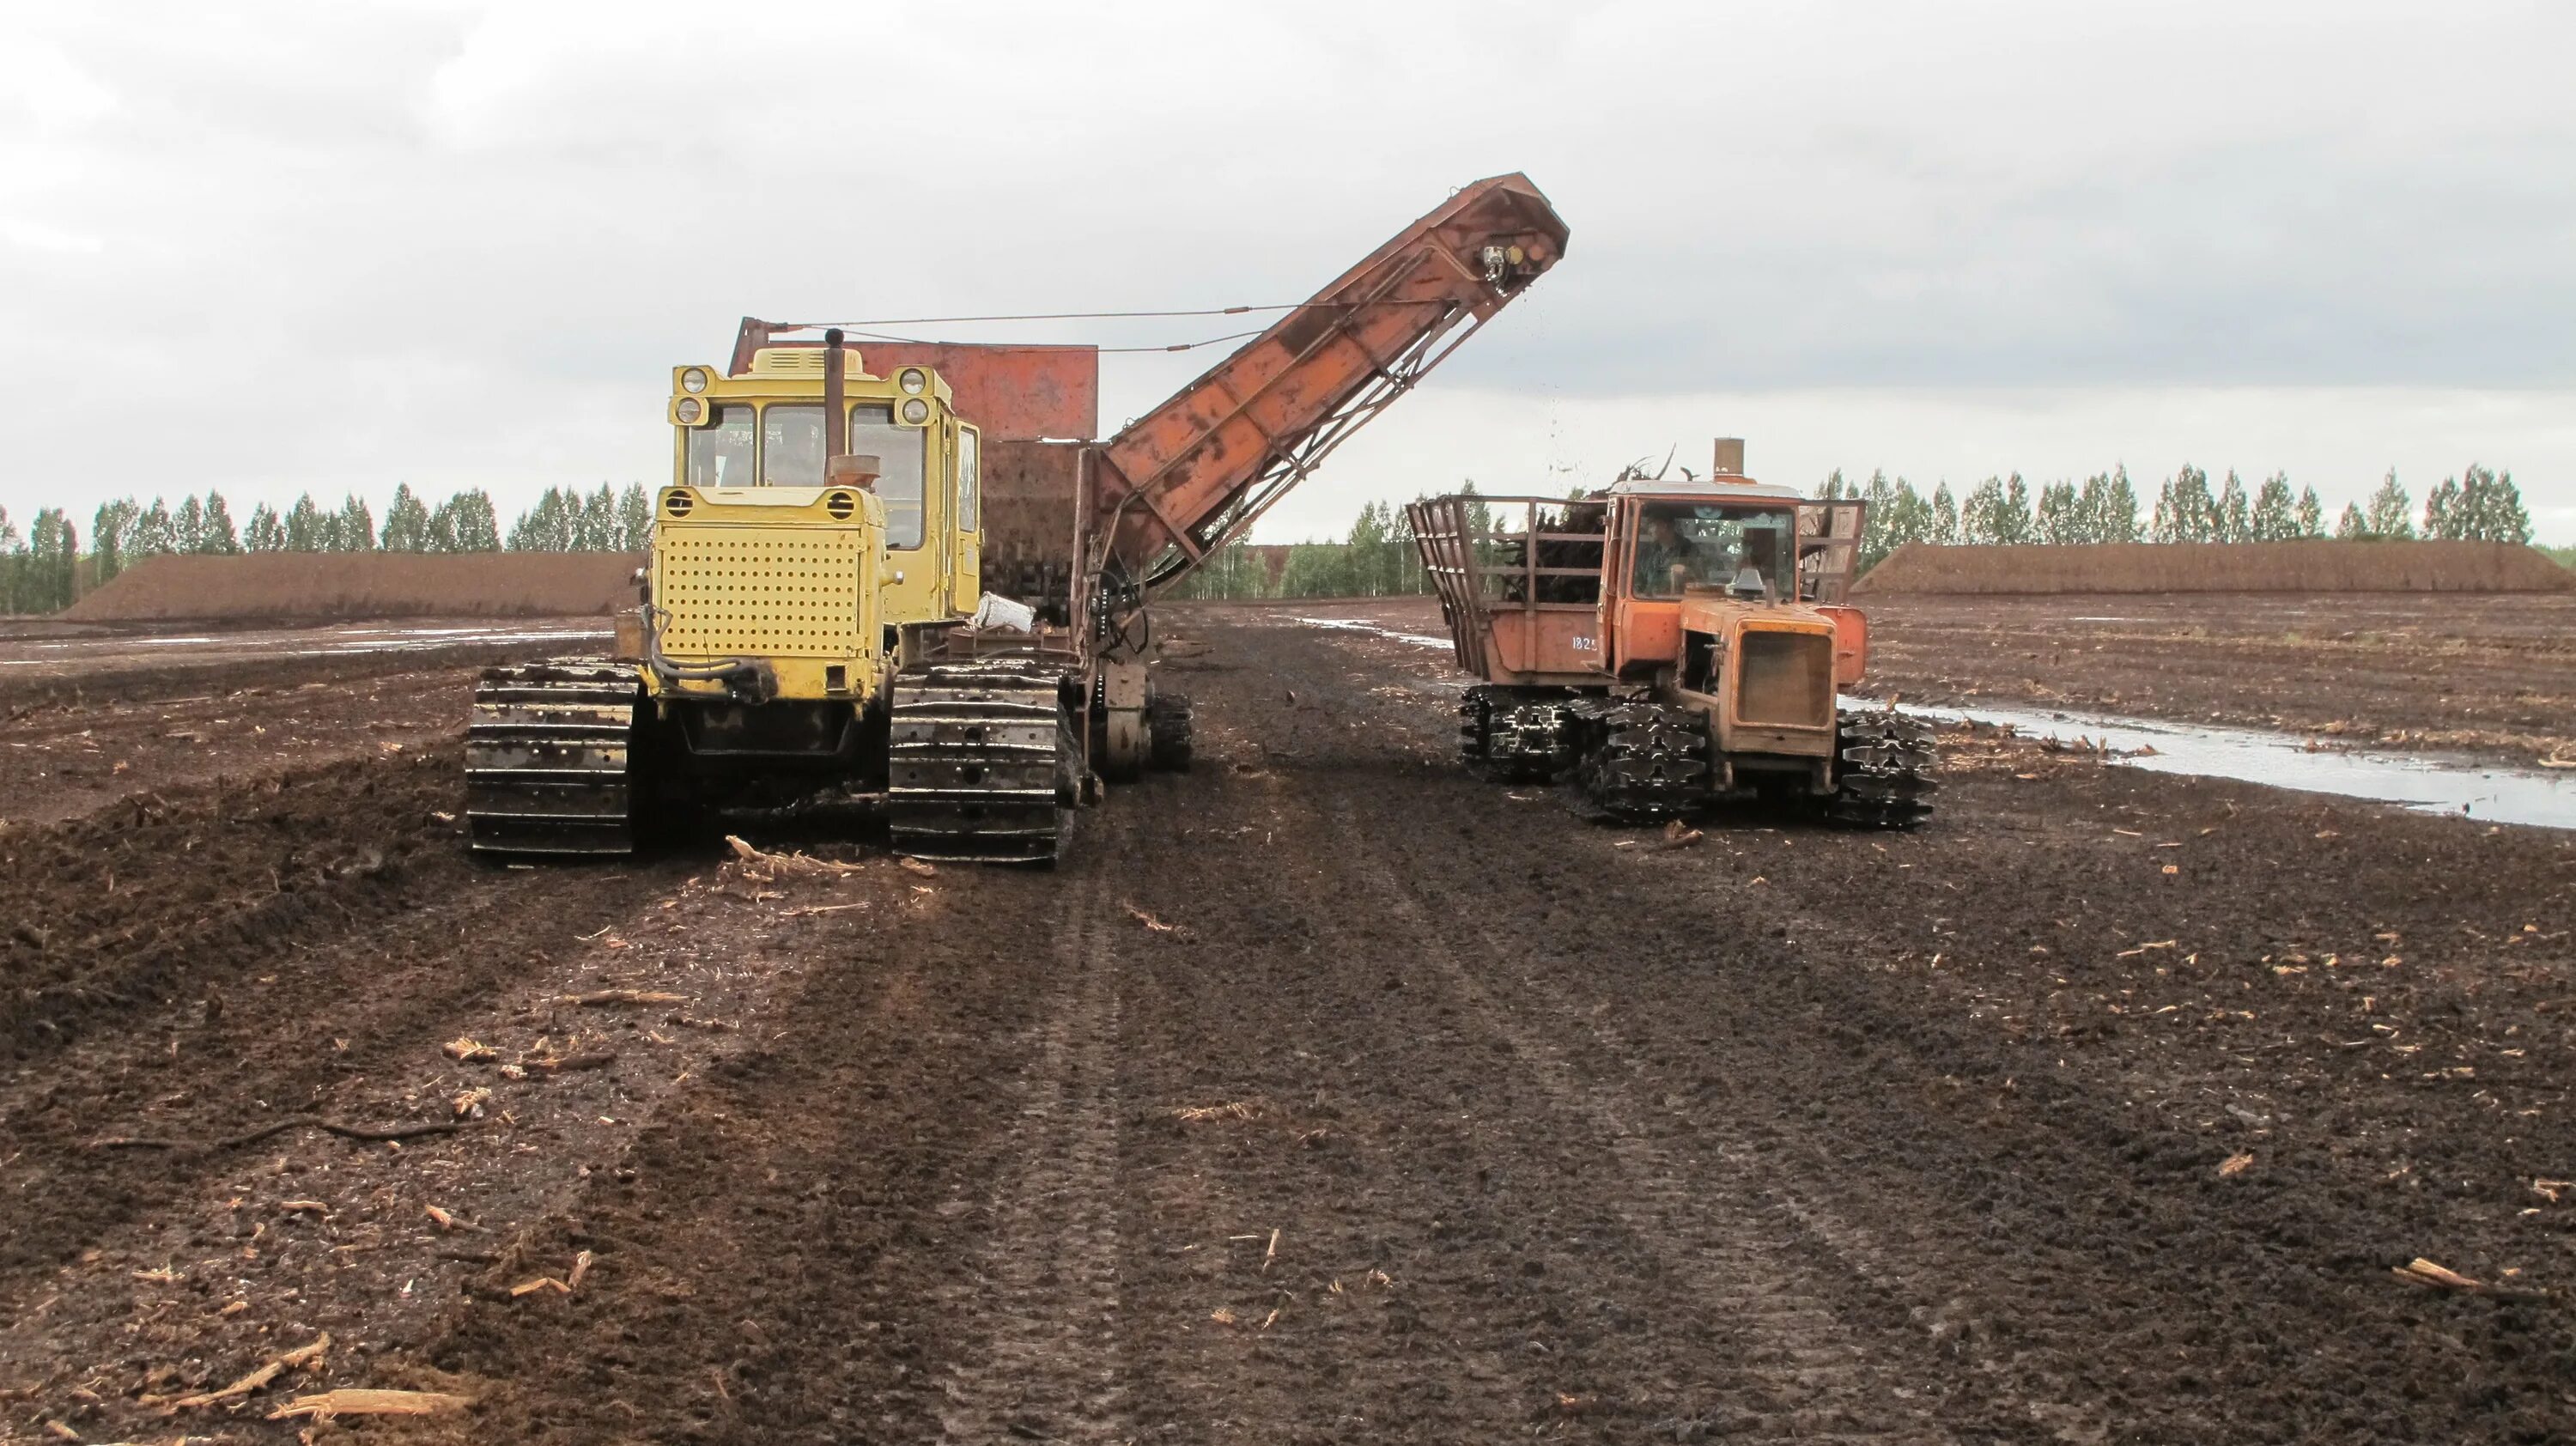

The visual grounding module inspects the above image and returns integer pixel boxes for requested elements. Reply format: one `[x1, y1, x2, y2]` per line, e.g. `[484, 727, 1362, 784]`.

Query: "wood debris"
[442, 1037, 497, 1063]
[451, 1087, 492, 1120]
[2390, 1257, 2546, 1298]
[725, 834, 867, 881]
[279, 1200, 329, 1215]
[2534, 1179, 2573, 1204]
[559, 989, 687, 1007]
[899, 857, 938, 877]
[168, 1332, 330, 1409]
[524, 1051, 617, 1074]
[2219, 1151, 2255, 1177]
[1655, 820, 1704, 850]
[1126, 903, 1185, 935]
[1174, 1101, 1257, 1123]
[568, 1249, 595, 1291]
[2391, 1258, 2483, 1291]
[268, 1388, 472, 1420]
[509, 1275, 572, 1297]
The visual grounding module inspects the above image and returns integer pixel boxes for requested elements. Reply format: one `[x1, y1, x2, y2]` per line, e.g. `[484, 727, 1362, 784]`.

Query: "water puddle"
[1286, 615, 1454, 650]
[1877, 698, 2576, 831]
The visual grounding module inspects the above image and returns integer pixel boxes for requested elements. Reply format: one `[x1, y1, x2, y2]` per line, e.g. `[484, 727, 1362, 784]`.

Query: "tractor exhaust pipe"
[823, 326, 848, 482]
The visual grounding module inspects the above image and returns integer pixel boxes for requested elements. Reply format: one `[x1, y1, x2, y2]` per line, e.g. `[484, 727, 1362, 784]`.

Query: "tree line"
[1174, 463, 2545, 601]
[1823, 462, 2534, 568]
[0, 465, 2555, 614]
[0, 483, 657, 613]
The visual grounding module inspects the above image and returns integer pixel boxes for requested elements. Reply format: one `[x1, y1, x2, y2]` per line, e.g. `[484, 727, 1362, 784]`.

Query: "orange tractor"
[1408, 440, 1936, 826]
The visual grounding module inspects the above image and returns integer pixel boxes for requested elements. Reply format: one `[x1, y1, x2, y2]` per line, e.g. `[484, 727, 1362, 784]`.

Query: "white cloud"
[1, 1, 2570, 542]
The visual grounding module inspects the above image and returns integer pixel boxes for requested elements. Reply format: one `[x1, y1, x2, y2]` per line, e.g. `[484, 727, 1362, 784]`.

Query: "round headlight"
[675, 398, 703, 423]
[901, 398, 930, 424]
[898, 368, 927, 395]
[681, 367, 710, 394]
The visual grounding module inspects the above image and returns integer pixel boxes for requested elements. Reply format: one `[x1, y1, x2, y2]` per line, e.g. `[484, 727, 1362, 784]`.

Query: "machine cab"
[665, 348, 982, 629]
[1600, 478, 1810, 681]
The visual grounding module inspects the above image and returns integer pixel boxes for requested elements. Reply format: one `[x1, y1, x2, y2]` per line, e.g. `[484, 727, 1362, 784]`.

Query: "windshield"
[1631, 502, 1796, 599]
[685, 404, 756, 488]
[852, 405, 927, 548]
[762, 404, 825, 486]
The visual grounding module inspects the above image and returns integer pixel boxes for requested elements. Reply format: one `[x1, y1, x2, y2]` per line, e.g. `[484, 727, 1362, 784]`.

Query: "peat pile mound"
[64, 552, 643, 622]
[1856, 541, 2574, 594]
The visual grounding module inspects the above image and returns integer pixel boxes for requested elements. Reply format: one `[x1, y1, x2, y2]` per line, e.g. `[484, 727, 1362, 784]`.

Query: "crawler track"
[464, 658, 641, 855]
[887, 659, 1076, 862]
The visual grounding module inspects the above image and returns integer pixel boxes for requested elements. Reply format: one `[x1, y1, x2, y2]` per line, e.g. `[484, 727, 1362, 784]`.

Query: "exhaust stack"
[822, 326, 849, 481]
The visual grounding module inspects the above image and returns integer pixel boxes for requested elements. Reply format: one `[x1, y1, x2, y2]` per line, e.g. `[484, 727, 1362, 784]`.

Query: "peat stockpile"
[63, 551, 644, 622]
[1856, 540, 2574, 594]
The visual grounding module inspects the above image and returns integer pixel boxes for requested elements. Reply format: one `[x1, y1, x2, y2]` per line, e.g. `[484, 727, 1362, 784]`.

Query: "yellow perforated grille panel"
[659, 527, 866, 655]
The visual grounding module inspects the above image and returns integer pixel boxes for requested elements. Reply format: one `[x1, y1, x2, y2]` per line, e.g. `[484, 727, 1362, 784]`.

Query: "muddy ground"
[1302, 592, 2576, 766]
[1, 608, 2571, 1444]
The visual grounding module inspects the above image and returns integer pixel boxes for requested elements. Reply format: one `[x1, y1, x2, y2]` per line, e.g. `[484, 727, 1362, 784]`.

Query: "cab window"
[761, 404, 824, 487]
[851, 404, 927, 548]
[1631, 503, 1795, 599]
[686, 405, 756, 488]
[957, 428, 981, 533]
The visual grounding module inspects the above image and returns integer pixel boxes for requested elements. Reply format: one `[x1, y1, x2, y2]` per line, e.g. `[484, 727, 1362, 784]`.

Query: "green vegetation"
[1825, 462, 2536, 570]
[0, 483, 653, 614]
[0, 466, 2555, 614]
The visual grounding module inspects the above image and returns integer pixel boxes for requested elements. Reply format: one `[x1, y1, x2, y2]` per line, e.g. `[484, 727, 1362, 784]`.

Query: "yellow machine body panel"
[665, 349, 980, 628]
[647, 483, 889, 704]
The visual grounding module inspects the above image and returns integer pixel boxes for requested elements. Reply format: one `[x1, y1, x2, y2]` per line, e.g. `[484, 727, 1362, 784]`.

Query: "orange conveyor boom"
[1085, 173, 1568, 593]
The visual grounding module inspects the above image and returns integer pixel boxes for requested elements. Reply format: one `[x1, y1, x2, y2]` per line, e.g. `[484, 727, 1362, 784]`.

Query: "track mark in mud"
[1321, 804, 1982, 1445]
[933, 884, 1132, 1444]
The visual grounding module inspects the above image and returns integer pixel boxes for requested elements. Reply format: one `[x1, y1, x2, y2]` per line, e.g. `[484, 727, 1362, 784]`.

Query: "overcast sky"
[5, 1, 2572, 543]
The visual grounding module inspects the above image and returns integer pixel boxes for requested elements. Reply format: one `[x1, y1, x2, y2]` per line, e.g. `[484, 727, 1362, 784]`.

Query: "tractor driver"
[1634, 511, 1721, 596]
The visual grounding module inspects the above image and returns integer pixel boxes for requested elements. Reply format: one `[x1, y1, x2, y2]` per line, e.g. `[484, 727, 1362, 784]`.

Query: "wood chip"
[424, 1204, 483, 1233]
[2219, 1151, 2255, 1177]
[268, 1388, 472, 1420]
[1125, 902, 1184, 935]
[509, 1276, 571, 1297]
[2391, 1257, 2483, 1291]
[1173, 1102, 1256, 1123]
[559, 989, 687, 1007]
[279, 1200, 329, 1214]
[899, 857, 937, 877]
[168, 1332, 330, 1409]
[441, 1037, 497, 1063]
[526, 1052, 617, 1073]
[568, 1249, 595, 1291]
